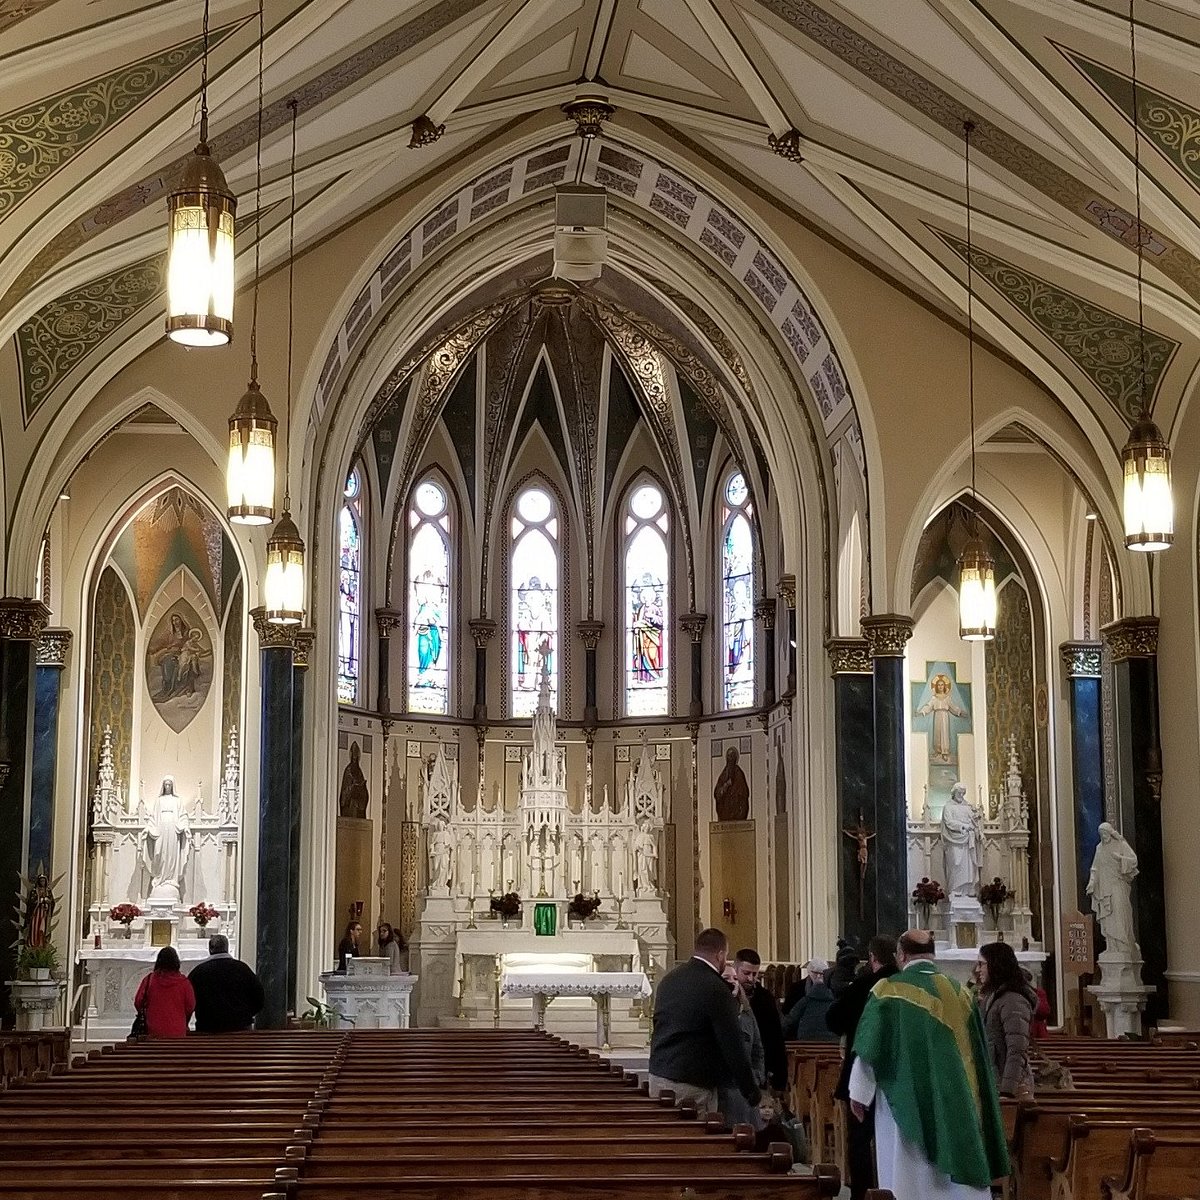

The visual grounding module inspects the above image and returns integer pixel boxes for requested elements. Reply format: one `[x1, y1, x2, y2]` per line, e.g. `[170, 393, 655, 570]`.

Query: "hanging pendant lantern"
[227, 375, 276, 524]
[1122, 417, 1173, 551]
[958, 536, 997, 642]
[264, 506, 305, 624]
[166, 0, 236, 346]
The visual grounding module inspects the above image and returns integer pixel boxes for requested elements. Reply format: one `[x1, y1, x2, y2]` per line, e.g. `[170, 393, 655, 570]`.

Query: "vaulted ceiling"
[4, 0, 1199, 479]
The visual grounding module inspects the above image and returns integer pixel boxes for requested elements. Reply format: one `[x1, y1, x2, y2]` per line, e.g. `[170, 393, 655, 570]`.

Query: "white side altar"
[76, 727, 243, 1039]
[411, 666, 673, 1037]
[320, 957, 417, 1029]
[501, 971, 651, 1049]
[907, 738, 1047, 985]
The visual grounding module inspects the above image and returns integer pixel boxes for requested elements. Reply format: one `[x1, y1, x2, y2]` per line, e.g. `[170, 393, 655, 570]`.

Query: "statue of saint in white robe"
[940, 785, 982, 898]
[141, 777, 191, 902]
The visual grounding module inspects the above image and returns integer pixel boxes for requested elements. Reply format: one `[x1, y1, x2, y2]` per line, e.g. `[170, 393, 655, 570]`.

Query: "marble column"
[1060, 642, 1104, 916]
[861, 614, 913, 941]
[375, 608, 402, 715]
[27, 629, 71, 875]
[251, 608, 296, 1029]
[469, 618, 496, 723]
[0, 599, 50, 1028]
[1101, 617, 1167, 1019]
[755, 600, 777, 708]
[288, 630, 313, 1009]
[577, 621, 604, 725]
[828, 638, 874, 949]
[778, 575, 797, 696]
[679, 612, 708, 718]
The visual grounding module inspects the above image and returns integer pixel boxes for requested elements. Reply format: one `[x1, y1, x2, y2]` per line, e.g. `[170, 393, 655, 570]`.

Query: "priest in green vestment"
[848, 929, 1009, 1200]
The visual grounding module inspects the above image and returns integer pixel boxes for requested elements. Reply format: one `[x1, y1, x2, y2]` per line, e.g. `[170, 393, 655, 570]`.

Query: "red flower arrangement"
[189, 902, 220, 928]
[911, 878, 946, 907]
[979, 878, 1011, 926]
[109, 903, 142, 925]
[490, 892, 521, 919]
[568, 891, 602, 921]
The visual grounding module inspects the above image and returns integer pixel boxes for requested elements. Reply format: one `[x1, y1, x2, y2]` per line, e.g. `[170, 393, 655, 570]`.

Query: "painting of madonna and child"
[144, 599, 214, 734]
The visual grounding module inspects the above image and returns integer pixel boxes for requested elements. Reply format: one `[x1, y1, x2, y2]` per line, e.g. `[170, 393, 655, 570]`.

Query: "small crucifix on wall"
[842, 810, 876, 920]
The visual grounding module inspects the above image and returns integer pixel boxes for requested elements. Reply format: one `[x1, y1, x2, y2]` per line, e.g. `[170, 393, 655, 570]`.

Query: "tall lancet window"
[624, 480, 669, 716]
[337, 469, 363, 704]
[720, 469, 755, 709]
[510, 484, 559, 717]
[407, 478, 451, 714]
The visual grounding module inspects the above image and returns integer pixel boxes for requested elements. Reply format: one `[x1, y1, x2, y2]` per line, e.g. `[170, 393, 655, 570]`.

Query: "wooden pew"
[1102, 1128, 1200, 1200]
[1048, 1115, 1200, 1200]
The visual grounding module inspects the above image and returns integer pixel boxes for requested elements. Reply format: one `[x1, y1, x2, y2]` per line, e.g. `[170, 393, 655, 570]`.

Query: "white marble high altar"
[411, 668, 673, 1030]
[76, 726, 243, 1039]
[907, 737, 1046, 980]
[320, 957, 417, 1029]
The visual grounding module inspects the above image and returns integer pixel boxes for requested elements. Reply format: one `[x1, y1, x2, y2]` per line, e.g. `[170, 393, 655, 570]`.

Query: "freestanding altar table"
[501, 970, 651, 1049]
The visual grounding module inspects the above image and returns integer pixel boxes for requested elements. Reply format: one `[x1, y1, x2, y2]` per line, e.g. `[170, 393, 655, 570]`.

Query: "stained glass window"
[407, 479, 451, 715]
[721, 470, 755, 709]
[337, 469, 363, 705]
[624, 482, 669, 716]
[511, 485, 559, 717]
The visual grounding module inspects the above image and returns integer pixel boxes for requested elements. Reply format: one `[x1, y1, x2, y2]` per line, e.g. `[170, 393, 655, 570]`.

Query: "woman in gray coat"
[975, 941, 1035, 1097]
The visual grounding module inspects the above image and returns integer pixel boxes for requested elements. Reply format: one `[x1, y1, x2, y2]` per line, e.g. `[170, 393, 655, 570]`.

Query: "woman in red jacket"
[134, 946, 195, 1038]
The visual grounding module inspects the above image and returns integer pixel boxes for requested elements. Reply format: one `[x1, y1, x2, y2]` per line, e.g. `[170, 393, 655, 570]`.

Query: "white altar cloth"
[501, 970, 650, 1048]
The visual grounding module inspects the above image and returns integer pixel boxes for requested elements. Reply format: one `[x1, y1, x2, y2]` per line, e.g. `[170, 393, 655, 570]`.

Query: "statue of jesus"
[141, 777, 191, 902]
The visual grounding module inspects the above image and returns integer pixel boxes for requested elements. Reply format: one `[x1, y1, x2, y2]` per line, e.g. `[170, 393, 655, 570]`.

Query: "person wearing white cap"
[782, 957, 838, 1041]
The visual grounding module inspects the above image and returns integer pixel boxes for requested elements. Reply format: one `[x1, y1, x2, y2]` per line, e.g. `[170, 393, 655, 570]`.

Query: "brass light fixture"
[227, 0, 275, 525]
[957, 120, 997, 643]
[264, 99, 305, 625]
[166, 0, 237, 346]
[1121, 0, 1173, 551]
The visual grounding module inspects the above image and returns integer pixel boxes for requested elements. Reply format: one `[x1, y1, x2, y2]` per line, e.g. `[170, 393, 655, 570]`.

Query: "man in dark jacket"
[734, 947, 787, 1091]
[825, 934, 898, 1200]
[649, 928, 761, 1117]
[188, 934, 265, 1033]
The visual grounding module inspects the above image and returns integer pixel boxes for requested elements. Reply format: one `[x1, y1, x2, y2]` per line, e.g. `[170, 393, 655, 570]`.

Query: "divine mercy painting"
[910, 660, 972, 810]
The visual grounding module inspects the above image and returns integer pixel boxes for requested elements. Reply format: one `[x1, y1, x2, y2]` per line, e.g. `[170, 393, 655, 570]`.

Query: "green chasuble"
[852, 960, 1010, 1188]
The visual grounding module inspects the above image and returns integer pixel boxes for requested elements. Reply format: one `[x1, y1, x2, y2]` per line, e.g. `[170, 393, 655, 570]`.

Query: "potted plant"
[911, 877, 946, 930]
[567, 891, 601, 925]
[189, 901, 220, 935]
[298, 997, 354, 1029]
[979, 877, 1012, 932]
[18, 942, 58, 982]
[108, 903, 142, 938]
[489, 891, 522, 927]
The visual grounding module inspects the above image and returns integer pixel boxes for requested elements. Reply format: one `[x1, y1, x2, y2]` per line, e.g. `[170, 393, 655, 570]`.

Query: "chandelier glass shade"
[1122, 417, 1173, 551]
[958, 536, 997, 642]
[227, 378, 276, 524]
[264, 507, 305, 625]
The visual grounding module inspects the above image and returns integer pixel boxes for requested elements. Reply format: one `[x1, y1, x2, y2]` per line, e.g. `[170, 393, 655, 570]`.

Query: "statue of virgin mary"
[141, 777, 191, 902]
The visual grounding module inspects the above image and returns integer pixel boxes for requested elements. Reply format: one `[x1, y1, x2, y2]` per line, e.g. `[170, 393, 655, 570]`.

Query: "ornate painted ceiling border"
[2, 0, 481, 315]
[752, 0, 1200, 300]
[312, 133, 863, 483]
[932, 226, 1178, 424]
[0, 0, 65, 36]
[1062, 46, 1200, 198]
[0, 21, 241, 224]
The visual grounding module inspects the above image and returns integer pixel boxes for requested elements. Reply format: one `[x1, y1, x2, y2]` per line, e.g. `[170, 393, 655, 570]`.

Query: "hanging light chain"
[284, 96, 298, 513]
[1128, 0, 1149, 418]
[964, 119, 978, 531]
[199, 0, 211, 144]
[249, 0, 264, 378]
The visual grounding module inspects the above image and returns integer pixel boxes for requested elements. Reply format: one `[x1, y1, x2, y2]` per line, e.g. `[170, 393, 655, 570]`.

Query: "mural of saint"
[144, 599, 213, 733]
[714, 745, 750, 822]
[338, 740, 369, 819]
[914, 668, 970, 765]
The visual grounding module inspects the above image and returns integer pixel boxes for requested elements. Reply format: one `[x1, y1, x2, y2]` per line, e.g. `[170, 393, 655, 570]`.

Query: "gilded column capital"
[36, 627, 72, 668]
[754, 599, 777, 629]
[679, 611, 708, 643]
[292, 629, 315, 670]
[375, 607, 404, 637]
[777, 574, 797, 608]
[1101, 617, 1159, 662]
[861, 613, 914, 658]
[576, 620, 604, 650]
[826, 637, 871, 675]
[0, 598, 50, 641]
[1060, 641, 1102, 679]
[251, 606, 296, 650]
[469, 618, 497, 648]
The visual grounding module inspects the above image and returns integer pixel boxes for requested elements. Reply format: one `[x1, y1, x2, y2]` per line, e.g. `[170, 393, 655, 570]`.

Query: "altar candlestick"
[617, 871, 624, 900]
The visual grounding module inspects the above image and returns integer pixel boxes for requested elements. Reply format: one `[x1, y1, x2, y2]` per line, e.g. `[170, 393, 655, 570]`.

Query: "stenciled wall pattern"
[89, 565, 135, 794]
[222, 581, 243, 759]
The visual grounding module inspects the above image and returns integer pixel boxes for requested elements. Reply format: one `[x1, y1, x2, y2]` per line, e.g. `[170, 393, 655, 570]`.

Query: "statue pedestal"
[7, 979, 64, 1030]
[1089, 954, 1153, 1039]
[947, 896, 984, 950]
